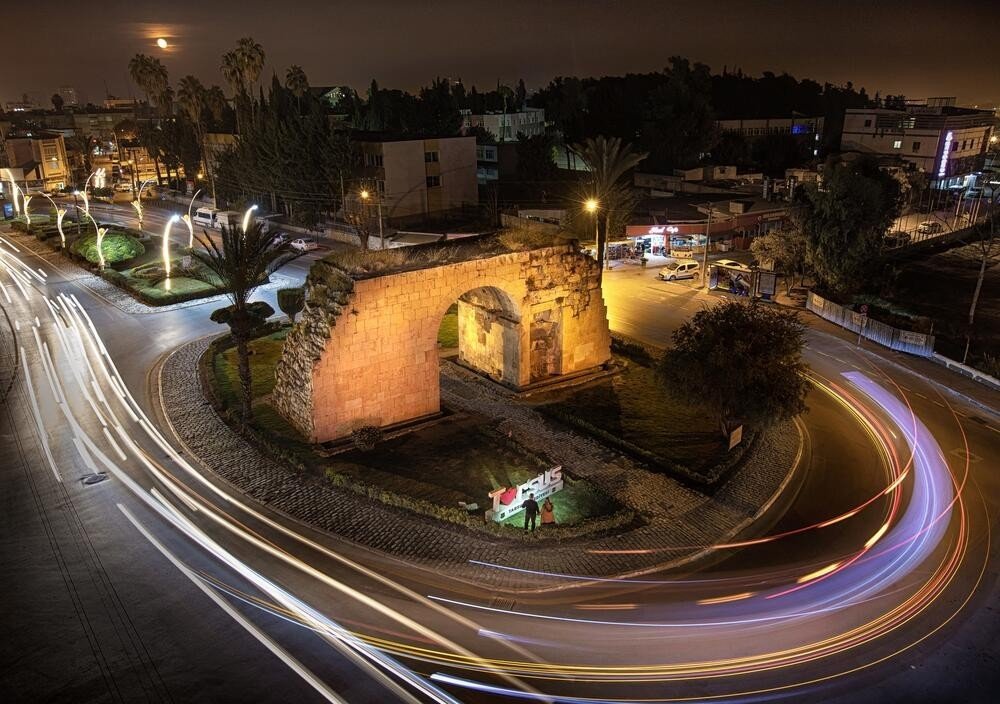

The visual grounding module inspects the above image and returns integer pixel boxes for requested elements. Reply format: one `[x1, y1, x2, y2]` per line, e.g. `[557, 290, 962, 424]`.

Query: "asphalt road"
[1, 207, 997, 703]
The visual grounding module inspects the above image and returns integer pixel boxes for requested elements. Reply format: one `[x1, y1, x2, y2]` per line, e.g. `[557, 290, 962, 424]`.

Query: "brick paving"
[160, 336, 801, 589]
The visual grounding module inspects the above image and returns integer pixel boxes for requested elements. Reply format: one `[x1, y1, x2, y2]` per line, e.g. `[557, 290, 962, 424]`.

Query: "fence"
[807, 292, 936, 357]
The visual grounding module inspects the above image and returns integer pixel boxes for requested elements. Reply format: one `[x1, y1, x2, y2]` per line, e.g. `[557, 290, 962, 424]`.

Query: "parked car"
[290, 237, 318, 252]
[658, 260, 701, 281]
[712, 259, 751, 272]
[884, 231, 911, 248]
[917, 221, 944, 235]
[272, 231, 290, 246]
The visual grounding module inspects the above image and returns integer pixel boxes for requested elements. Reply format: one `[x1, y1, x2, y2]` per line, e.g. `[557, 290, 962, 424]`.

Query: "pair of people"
[521, 493, 555, 532]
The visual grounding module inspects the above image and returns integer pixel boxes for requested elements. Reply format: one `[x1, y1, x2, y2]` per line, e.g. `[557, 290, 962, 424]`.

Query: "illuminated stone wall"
[273, 243, 611, 442]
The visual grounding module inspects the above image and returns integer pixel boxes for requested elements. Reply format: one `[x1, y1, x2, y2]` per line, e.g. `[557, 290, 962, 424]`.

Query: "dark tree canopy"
[657, 300, 809, 436]
[795, 154, 902, 297]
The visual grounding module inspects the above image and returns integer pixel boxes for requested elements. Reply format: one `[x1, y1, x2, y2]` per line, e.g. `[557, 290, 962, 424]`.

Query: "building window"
[892, 140, 902, 149]
[912, 141, 921, 152]
[424, 151, 439, 163]
[364, 152, 383, 167]
[426, 175, 441, 187]
[864, 119, 872, 128]
[951, 141, 958, 152]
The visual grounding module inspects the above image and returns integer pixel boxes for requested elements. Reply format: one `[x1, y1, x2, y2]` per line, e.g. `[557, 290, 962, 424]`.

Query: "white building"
[840, 98, 995, 190]
[462, 108, 545, 142]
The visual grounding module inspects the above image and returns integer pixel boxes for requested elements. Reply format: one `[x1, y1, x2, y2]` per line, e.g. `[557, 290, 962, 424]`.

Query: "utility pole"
[701, 205, 713, 288]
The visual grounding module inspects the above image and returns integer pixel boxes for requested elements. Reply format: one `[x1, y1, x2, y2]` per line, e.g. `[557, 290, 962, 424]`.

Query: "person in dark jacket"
[522, 493, 540, 532]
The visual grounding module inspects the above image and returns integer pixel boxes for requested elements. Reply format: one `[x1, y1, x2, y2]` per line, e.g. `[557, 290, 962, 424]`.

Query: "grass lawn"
[531, 354, 728, 477]
[437, 303, 459, 348]
[116, 236, 224, 305]
[208, 328, 625, 528]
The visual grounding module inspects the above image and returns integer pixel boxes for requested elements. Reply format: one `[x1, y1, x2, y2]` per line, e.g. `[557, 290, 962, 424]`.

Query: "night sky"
[6, 0, 998, 108]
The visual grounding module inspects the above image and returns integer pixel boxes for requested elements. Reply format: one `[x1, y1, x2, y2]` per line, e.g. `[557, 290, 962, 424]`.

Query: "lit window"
[892, 140, 902, 149]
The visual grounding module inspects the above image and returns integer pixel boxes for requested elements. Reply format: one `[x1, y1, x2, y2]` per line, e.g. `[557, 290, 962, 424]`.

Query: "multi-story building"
[60, 86, 79, 107]
[355, 133, 477, 223]
[717, 115, 825, 142]
[840, 98, 995, 189]
[3, 130, 70, 192]
[462, 108, 545, 142]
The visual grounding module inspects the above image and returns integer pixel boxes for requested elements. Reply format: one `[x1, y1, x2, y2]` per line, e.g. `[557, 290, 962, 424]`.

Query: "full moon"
[156, 37, 168, 49]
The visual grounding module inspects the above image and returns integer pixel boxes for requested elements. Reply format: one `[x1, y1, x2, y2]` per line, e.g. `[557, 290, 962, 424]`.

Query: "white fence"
[807, 292, 935, 357]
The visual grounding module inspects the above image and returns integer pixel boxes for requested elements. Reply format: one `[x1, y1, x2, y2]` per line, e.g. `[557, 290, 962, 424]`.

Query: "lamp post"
[241, 204, 258, 232]
[22, 195, 32, 227]
[40, 193, 66, 248]
[360, 188, 385, 248]
[700, 203, 714, 288]
[162, 215, 180, 290]
[585, 198, 600, 265]
[85, 212, 107, 269]
[2, 169, 20, 215]
[183, 189, 202, 248]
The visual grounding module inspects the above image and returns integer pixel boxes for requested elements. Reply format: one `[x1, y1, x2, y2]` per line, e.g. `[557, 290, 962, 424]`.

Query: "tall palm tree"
[236, 37, 266, 93]
[205, 85, 228, 123]
[285, 64, 309, 112]
[128, 54, 169, 111]
[178, 75, 218, 202]
[572, 136, 647, 280]
[192, 221, 292, 425]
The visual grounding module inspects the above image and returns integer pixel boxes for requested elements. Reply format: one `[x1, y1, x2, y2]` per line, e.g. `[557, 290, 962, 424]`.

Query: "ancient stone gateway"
[273, 234, 611, 443]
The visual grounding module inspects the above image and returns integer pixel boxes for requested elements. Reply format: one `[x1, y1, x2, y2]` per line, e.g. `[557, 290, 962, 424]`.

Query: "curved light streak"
[184, 188, 202, 247]
[242, 204, 258, 232]
[162, 214, 180, 290]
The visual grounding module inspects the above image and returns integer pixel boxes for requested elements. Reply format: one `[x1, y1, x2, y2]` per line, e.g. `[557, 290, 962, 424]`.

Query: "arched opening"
[437, 285, 525, 387]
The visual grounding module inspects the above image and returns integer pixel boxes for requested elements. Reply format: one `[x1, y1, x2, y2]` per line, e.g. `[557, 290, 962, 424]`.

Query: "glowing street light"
[74, 189, 89, 218]
[585, 198, 599, 214]
[183, 189, 202, 248]
[242, 204, 258, 232]
[22, 195, 32, 226]
[162, 215, 180, 290]
[2, 169, 21, 215]
[131, 199, 144, 225]
[39, 193, 66, 248]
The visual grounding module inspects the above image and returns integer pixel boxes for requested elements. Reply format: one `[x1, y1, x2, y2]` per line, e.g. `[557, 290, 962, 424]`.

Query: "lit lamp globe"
[585, 198, 599, 214]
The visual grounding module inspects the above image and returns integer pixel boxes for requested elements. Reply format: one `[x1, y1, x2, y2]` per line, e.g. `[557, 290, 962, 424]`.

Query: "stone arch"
[273, 239, 612, 443]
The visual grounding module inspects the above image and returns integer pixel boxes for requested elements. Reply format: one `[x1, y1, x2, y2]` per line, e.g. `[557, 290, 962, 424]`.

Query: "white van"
[192, 207, 218, 228]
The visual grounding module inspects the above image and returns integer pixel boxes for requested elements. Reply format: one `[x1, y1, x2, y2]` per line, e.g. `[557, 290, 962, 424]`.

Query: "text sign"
[488, 466, 564, 522]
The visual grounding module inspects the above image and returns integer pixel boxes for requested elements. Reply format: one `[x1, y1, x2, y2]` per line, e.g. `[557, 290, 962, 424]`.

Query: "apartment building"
[840, 98, 995, 189]
[4, 129, 70, 191]
[462, 108, 545, 142]
[356, 133, 477, 223]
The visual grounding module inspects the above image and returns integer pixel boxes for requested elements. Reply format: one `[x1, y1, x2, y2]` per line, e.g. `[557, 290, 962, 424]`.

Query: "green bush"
[70, 231, 145, 265]
[10, 220, 28, 232]
[101, 269, 127, 286]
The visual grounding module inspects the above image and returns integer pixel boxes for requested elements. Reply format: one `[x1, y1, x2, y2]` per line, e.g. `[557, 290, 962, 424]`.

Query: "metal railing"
[807, 292, 936, 357]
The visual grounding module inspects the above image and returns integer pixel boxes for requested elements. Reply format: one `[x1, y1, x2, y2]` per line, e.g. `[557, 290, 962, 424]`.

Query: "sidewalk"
[156, 337, 803, 591]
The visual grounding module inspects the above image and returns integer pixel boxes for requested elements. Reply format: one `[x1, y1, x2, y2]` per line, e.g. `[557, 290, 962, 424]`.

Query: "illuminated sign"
[648, 225, 679, 235]
[938, 130, 954, 178]
[487, 466, 564, 522]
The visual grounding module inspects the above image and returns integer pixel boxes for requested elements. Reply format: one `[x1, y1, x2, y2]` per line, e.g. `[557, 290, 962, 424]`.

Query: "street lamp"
[162, 215, 180, 290]
[85, 212, 107, 269]
[183, 189, 202, 248]
[22, 195, 32, 226]
[39, 193, 66, 248]
[584, 198, 601, 265]
[1, 169, 20, 215]
[242, 204, 258, 232]
[359, 188, 385, 248]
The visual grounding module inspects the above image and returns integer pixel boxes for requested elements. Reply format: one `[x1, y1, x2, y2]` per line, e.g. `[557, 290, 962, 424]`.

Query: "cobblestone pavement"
[159, 337, 801, 590]
[0, 304, 16, 404]
[5, 230, 292, 315]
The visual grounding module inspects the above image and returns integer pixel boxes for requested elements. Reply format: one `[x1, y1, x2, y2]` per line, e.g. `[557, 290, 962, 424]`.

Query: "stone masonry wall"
[273, 243, 612, 442]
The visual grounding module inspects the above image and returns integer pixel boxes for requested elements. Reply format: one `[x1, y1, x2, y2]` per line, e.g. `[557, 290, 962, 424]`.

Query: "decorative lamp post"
[40, 193, 66, 248]
[585, 198, 600, 263]
[183, 189, 202, 248]
[241, 204, 258, 232]
[162, 215, 180, 290]
[22, 195, 32, 226]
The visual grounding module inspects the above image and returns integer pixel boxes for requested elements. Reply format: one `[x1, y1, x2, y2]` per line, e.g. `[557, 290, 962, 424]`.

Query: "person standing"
[522, 493, 540, 532]
[541, 497, 556, 526]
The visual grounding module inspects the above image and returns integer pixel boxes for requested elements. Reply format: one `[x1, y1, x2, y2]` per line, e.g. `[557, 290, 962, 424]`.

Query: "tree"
[51, 93, 64, 111]
[572, 136, 647, 280]
[794, 155, 901, 296]
[177, 75, 217, 200]
[277, 287, 305, 323]
[639, 57, 717, 171]
[962, 197, 1000, 363]
[750, 227, 809, 289]
[128, 54, 170, 111]
[192, 221, 291, 424]
[285, 65, 309, 112]
[515, 132, 558, 184]
[658, 299, 808, 437]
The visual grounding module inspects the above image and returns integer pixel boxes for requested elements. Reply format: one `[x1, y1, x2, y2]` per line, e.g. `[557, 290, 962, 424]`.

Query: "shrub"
[328, 248, 411, 275]
[101, 269, 127, 286]
[276, 287, 305, 323]
[10, 220, 28, 232]
[70, 231, 145, 265]
[130, 264, 167, 282]
[350, 425, 383, 451]
[610, 335, 656, 366]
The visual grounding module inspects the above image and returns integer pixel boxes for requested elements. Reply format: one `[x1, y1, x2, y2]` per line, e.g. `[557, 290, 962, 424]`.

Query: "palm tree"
[285, 64, 309, 112]
[128, 54, 170, 112]
[192, 221, 292, 425]
[236, 37, 266, 93]
[221, 38, 265, 131]
[205, 85, 227, 123]
[572, 136, 647, 280]
[178, 75, 218, 202]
